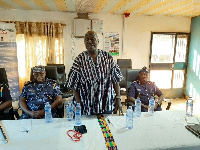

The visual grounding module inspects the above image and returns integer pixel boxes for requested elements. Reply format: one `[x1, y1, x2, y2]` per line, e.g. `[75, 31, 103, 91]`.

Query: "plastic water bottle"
[134, 97, 141, 117]
[45, 102, 52, 123]
[186, 97, 193, 116]
[148, 97, 155, 116]
[126, 106, 134, 129]
[66, 101, 74, 121]
[75, 103, 81, 125]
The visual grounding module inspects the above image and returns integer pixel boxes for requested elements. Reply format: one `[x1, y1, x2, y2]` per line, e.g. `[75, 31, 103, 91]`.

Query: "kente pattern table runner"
[97, 114, 118, 150]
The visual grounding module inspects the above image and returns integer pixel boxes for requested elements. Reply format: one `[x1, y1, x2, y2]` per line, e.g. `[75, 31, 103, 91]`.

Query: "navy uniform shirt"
[128, 80, 162, 111]
[20, 78, 62, 119]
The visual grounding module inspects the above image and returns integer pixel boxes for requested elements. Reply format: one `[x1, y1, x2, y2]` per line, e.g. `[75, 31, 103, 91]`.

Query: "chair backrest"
[30, 66, 59, 81]
[117, 59, 132, 88]
[47, 64, 66, 82]
[0, 68, 8, 84]
[126, 69, 140, 94]
[47, 64, 65, 74]
[117, 59, 132, 68]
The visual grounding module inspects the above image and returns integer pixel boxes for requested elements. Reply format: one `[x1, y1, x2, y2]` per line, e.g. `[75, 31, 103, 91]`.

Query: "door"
[150, 32, 190, 98]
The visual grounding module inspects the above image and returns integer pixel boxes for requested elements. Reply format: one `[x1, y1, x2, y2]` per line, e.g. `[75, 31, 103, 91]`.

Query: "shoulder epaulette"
[0, 83, 9, 88]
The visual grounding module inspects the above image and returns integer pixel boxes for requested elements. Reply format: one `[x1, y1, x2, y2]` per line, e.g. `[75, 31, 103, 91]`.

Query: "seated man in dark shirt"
[0, 83, 12, 120]
[19, 65, 63, 119]
[128, 66, 164, 112]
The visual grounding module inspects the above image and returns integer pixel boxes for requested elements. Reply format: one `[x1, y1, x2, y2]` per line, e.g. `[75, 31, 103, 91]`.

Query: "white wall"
[124, 15, 191, 69]
[0, 9, 191, 74]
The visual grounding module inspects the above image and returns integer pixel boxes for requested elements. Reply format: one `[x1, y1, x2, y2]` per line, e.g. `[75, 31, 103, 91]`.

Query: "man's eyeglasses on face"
[85, 38, 97, 43]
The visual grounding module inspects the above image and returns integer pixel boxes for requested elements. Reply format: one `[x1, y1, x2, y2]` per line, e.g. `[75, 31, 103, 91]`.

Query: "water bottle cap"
[77, 103, 80, 106]
[128, 106, 132, 109]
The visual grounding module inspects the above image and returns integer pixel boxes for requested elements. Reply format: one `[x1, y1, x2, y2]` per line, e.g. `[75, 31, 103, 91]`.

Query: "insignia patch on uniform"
[29, 89, 35, 93]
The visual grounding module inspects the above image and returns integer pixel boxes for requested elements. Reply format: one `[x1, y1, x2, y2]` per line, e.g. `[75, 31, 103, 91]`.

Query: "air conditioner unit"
[74, 19, 103, 37]
[74, 19, 91, 37]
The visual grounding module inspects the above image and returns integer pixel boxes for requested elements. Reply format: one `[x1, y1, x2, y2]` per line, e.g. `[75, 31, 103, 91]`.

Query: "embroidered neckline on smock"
[85, 49, 103, 67]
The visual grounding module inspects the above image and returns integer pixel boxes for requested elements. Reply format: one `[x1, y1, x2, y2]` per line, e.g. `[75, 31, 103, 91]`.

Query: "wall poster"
[104, 32, 119, 56]
[0, 22, 20, 100]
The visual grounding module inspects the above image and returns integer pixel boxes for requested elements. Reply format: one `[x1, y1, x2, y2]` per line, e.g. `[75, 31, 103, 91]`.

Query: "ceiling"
[0, 0, 200, 18]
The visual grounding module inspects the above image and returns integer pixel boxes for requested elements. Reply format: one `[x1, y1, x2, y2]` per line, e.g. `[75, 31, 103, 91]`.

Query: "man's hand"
[28, 110, 45, 118]
[113, 98, 123, 115]
[154, 103, 158, 110]
[142, 104, 149, 110]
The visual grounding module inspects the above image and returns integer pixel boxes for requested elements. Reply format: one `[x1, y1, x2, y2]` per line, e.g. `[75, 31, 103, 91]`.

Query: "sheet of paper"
[19, 119, 32, 132]
[185, 116, 200, 124]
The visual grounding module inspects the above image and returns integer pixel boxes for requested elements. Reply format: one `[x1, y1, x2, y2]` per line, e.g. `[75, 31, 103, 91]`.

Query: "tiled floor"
[122, 98, 187, 113]
[122, 98, 200, 117]
[162, 98, 187, 111]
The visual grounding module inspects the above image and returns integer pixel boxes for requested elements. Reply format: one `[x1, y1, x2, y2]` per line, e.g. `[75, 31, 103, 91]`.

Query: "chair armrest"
[166, 101, 172, 110]
[13, 107, 21, 120]
[127, 102, 135, 110]
[163, 99, 172, 110]
[3, 106, 15, 120]
[3, 106, 12, 114]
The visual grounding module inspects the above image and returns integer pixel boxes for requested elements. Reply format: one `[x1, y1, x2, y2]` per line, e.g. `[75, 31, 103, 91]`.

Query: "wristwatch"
[156, 100, 161, 106]
[115, 96, 121, 100]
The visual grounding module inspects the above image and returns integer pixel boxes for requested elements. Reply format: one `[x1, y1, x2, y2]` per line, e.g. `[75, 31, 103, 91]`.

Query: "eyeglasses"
[85, 38, 97, 43]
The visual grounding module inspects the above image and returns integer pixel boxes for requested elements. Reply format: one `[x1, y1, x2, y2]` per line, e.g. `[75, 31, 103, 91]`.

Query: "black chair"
[126, 69, 171, 110]
[47, 64, 66, 90]
[0, 68, 15, 120]
[126, 69, 140, 108]
[0, 68, 8, 84]
[117, 59, 132, 96]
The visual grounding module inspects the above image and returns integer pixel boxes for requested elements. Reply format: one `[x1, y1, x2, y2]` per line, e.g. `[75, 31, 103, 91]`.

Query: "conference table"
[0, 110, 200, 150]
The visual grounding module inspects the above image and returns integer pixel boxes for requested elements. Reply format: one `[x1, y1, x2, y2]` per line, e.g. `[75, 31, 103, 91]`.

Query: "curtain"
[14, 21, 65, 91]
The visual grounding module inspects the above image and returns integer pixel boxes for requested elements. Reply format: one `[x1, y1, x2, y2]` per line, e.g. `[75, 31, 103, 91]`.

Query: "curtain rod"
[0, 20, 66, 26]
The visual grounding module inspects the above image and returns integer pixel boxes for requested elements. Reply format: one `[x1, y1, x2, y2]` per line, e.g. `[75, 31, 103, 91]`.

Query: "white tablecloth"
[107, 110, 200, 150]
[0, 116, 106, 150]
[0, 110, 200, 150]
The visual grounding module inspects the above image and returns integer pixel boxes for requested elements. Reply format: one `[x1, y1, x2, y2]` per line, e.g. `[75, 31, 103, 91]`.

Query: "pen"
[107, 118, 114, 127]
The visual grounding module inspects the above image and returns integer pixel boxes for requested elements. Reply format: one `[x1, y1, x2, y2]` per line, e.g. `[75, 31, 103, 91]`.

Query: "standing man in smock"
[65, 31, 123, 115]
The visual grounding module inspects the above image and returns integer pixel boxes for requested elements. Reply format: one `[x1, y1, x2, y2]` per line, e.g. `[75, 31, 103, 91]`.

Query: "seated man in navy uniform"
[0, 83, 12, 120]
[19, 65, 63, 119]
[128, 66, 164, 112]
